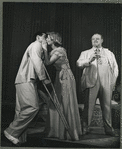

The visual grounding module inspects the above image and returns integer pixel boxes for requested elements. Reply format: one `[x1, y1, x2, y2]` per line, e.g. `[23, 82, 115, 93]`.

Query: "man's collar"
[92, 47, 103, 52]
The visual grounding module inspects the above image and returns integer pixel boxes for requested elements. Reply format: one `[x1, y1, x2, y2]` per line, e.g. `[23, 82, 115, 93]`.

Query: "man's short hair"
[91, 33, 103, 40]
[34, 31, 45, 39]
[31, 31, 46, 42]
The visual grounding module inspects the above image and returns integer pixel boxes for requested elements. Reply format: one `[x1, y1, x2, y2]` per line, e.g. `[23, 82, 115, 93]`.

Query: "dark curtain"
[2, 3, 121, 104]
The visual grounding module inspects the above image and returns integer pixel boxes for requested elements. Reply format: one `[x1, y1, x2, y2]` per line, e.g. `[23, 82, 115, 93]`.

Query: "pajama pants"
[5, 81, 39, 143]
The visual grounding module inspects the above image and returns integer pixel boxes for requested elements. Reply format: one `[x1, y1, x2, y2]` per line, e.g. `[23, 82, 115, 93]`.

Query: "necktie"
[96, 49, 102, 65]
[95, 49, 100, 55]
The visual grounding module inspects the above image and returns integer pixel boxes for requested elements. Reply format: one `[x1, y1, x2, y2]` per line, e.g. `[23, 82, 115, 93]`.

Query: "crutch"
[42, 64, 75, 140]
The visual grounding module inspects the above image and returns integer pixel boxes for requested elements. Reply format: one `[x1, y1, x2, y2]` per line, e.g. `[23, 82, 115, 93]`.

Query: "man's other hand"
[42, 79, 51, 85]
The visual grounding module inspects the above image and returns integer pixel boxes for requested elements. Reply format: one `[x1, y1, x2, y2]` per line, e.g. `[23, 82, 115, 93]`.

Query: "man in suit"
[77, 33, 118, 136]
[4, 31, 50, 146]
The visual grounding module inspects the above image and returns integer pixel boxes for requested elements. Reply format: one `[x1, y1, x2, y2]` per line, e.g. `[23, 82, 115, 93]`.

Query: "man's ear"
[101, 39, 103, 44]
[36, 35, 39, 39]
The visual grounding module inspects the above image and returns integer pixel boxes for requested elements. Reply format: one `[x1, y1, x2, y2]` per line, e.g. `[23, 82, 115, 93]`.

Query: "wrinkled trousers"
[82, 75, 114, 133]
[5, 81, 39, 143]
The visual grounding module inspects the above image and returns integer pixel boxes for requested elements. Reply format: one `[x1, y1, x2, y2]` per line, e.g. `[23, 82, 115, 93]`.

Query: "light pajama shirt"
[5, 40, 46, 143]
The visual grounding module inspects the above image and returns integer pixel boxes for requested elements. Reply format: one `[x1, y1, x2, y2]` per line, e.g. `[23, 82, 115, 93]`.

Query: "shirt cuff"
[83, 59, 91, 67]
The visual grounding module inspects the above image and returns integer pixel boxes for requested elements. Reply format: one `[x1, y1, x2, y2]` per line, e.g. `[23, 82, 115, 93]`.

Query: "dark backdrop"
[2, 3, 121, 104]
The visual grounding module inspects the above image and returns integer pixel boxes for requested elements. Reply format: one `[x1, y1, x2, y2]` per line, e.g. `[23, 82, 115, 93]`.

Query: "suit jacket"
[15, 41, 46, 84]
[77, 47, 118, 91]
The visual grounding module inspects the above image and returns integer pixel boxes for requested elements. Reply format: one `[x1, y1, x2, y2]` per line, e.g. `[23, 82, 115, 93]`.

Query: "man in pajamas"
[4, 31, 50, 146]
[77, 33, 118, 136]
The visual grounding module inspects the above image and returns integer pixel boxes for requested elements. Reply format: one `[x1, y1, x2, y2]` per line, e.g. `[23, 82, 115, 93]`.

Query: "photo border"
[0, 0, 121, 149]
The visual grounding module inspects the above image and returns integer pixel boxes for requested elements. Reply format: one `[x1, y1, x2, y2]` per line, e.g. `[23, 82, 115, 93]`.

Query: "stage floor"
[1, 102, 121, 148]
[1, 123, 120, 148]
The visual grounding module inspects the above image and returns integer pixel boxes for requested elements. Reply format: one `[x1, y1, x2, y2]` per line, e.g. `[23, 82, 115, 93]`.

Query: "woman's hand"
[42, 40, 47, 51]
